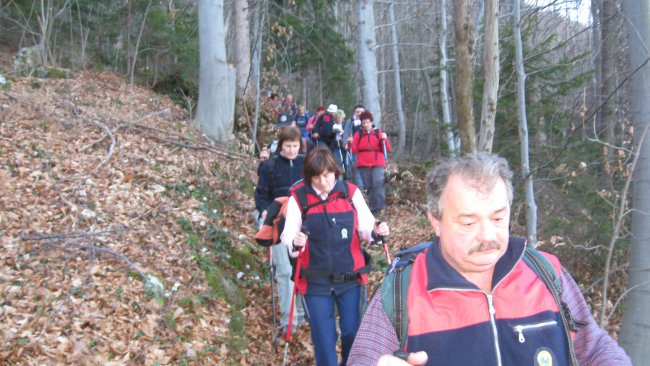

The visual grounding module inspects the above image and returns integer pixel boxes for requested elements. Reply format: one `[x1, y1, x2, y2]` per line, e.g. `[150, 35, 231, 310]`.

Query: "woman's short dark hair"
[278, 126, 303, 151]
[303, 147, 342, 183]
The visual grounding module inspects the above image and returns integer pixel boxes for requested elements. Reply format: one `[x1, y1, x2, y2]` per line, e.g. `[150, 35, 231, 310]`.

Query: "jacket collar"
[304, 179, 347, 200]
[425, 237, 526, 292]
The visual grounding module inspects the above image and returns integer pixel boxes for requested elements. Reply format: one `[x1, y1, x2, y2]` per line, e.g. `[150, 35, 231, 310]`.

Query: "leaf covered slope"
[0, 65, 431, 364]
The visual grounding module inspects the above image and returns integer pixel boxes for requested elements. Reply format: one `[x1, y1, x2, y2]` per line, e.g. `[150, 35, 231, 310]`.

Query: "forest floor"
[0, 57, 432, 365]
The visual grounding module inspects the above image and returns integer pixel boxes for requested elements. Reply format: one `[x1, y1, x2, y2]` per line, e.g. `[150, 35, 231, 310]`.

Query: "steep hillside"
[0, 63, 430, 364]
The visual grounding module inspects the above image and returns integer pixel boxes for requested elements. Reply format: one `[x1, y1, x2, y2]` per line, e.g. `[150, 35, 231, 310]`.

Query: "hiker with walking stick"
[314, 105, 347, 175]
[281, 147, 390, 366]
[254, 127, 307, 337]
[352, 110, 391, 216]
[332, 109, 347, 176]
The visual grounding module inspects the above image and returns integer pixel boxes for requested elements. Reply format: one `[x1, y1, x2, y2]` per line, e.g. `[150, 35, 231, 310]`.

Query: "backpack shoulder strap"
[266, 155, 278, 175]
[293, 184, 310, 221]
[380, 242, 432, 351]
[523, 246, 580, 366]
[294, 182, 357, 225]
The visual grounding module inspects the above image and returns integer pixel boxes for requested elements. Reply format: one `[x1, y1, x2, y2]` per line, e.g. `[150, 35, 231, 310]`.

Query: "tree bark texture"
[453, 0, 476, 153]
[388, 1, 406, 156]
[619, 1, 650, 362]
[440, 0, 456, 154]
[478, 0, 499, 153]
[514, 0, 537, 246]
[196, 0, 236, 142]
[601, 0, 618, 172]
[357, 0, 382, 127]
[234, 0, 252, 97]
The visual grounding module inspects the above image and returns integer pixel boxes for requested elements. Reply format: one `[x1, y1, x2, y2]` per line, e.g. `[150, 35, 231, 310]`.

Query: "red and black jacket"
[352, 129, 391, 168]
[291, 180, 369, 296]
[404, 238, 573, 365]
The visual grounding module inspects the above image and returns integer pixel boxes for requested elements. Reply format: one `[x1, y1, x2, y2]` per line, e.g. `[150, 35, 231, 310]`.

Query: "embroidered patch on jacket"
[534, 348, 555, 366]
[341, 228, 348, 239]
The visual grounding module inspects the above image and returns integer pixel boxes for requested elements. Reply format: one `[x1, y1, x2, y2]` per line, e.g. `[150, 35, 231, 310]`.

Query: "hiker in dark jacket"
[281, 147, 390, 366]
[343, 104, 365, 187]
[348, 153, 631, 366]
[255, 126, 306, 332]
[352, 110, 391, 215]
[313, 104, 338, 147]
[294, 104, 311, 139]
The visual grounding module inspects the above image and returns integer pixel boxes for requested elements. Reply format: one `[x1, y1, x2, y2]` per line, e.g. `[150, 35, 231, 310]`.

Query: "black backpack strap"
[294, 184, 322, 221]
[523, 247, 580, 366]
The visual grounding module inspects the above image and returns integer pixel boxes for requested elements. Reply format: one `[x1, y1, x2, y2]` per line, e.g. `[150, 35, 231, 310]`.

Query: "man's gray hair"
[426, 152, 514, 218]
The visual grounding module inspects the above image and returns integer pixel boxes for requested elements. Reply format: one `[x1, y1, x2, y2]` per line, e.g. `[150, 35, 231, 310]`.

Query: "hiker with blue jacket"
[281, 147, 390, 366]
[255, 126, 306, 333]
[348, 153, 631, 366]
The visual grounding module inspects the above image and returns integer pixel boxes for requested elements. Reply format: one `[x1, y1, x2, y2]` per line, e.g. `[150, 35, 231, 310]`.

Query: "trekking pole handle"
[393, 350, 409, 361]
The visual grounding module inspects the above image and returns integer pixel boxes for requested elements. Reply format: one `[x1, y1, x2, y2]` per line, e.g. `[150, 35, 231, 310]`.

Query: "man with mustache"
[348, 153, 630, 366]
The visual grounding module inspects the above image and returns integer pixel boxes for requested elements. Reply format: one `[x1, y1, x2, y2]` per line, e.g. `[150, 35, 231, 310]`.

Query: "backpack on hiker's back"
[254, 181, 352, 248]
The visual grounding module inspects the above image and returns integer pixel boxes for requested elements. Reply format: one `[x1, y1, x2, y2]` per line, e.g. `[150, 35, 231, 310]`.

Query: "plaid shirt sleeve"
[348, 287, 398, 365]
[562, 267, 632, 365]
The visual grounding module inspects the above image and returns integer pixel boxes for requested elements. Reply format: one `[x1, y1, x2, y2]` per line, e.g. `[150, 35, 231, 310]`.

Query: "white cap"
[327, 104, 338, 113]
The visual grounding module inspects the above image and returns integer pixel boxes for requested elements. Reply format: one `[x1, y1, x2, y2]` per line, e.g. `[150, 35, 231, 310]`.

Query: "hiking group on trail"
[253, 97, 630, 366]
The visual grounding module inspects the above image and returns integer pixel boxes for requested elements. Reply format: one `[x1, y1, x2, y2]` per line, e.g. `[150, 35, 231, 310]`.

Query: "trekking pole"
[269, 246, 278, 345]
[282, 227, 309, 366]
[336, 136, 346, 175]
[382, 138, 388, 162]
[260, 218, 279, 346]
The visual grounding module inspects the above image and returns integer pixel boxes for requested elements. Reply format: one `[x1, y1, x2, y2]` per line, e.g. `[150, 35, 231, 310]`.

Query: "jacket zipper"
[427, 245, 529, 365]
[513, 320, 558, 343]
[289, 159, 294, 184]
[486, 294, 503, 366]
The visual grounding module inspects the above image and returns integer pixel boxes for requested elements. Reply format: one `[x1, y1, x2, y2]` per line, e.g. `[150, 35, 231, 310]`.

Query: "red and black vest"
[405, 239, 573, 365]
[291, 180, 368, 296]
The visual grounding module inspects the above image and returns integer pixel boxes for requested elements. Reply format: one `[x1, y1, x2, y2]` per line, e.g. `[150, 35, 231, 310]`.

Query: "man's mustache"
[468, 240, 501, 255]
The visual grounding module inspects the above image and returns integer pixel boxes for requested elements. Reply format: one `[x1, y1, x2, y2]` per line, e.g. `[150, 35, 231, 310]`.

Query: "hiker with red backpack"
[280, 147, 390, 366]
[255, 126, 307, 336]
[352, 110, 391, 215]
[348, 153, 631, 366]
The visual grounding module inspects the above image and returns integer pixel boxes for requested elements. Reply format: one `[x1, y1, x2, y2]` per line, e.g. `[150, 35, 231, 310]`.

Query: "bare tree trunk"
[440, 0, 456, 154]
[478, 0, 499, 153]
[234, 0, 252, 97]
[591, 0, 603, 131]
[251, 0, 267, 149]
[619, 1, 650, 362]
[129, 0, 152, 86]
[37, 0, 69, 67]
[74, 0, 90, 69]
[126, 0, 132, 74]
[196, 0, 236, 142]
[514, 0, 537, 246]
[601, 0, 618, 173]
[357, 0, 382, 126]
[388, 1, 406, 156]
[453, 0, 476, 153]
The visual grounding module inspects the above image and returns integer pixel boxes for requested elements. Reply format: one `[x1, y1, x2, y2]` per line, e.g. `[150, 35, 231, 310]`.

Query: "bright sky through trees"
[533, 0, 591, 24]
